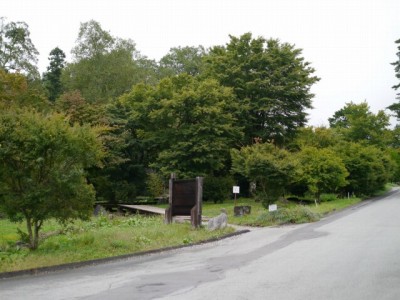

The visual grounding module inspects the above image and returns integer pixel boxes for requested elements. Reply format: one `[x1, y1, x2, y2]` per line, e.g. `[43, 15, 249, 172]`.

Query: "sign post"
[233, 186, 240, 207]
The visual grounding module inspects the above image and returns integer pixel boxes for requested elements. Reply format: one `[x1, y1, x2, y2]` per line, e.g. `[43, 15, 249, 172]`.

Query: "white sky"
[1, 0, 400, 126]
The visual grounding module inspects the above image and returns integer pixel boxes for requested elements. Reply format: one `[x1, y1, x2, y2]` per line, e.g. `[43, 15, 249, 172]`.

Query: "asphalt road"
[2, 189, 400, 300]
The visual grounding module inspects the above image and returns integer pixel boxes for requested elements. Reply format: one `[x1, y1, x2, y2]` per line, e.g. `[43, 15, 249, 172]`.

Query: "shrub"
[319, 193, 338, 202]
[203, 176, 235, 203]
[256, 206, 320, 226]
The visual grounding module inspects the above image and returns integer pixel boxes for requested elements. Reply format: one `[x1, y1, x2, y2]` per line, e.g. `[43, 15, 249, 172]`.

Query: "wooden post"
[165, 173, 175, 224]
[191, 176, 203, 228]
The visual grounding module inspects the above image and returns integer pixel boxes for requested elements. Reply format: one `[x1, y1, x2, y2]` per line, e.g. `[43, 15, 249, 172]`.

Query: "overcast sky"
[1, 0, 400, 126]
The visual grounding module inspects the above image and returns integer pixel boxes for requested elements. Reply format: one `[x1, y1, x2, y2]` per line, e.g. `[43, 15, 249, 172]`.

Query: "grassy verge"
[0, 215, 234, 273]
[201, 195, 362, 226]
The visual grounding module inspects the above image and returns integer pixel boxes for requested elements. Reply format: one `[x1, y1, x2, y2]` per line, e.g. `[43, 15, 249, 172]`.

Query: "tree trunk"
[26, 217, 42, 250]
[26, 217, 34, 249]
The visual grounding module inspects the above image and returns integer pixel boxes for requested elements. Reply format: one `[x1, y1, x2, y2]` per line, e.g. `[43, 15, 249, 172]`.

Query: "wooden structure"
[165, 174, 203, 228]
[119, 204, 165, 215]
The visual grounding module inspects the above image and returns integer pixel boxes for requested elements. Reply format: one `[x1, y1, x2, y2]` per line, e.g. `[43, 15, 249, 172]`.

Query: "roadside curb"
[0, 229, 250, 280]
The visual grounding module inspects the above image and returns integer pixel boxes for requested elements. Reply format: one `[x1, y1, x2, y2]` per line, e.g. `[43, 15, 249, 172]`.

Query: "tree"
[0, 69, 49, 110]
[42, 47, 66, 101]
[0, 17, 39, 79]
[159, 46, 205, 77]
[329, 101, 391, 147]
[0, 109, 104, 249]
[391, 38, 400, 99]
[296, 147, 348, 203]
[62, 20, 157, 103]
[334, 142, 395, 196]
[231, 142, 297, 207]
[387, 39, 400, 121]
[122, 74, 242, 178]
[204, 33, 319, 145]
[291, 126, 339, 150]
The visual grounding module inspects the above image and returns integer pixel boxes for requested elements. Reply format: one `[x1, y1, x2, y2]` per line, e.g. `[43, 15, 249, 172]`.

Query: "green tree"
[0, 69, 49, 110]
[291, 126, 339, 150]
[0, 110, 104, 249]
[329, 101, 391, 147]
[122, 74, 242, 178]
[62, 20, 157, 103]
[159, 46, 205, 77]
[204, 33, 319, 145]
[42, 47, 66, 101]
[296, 147, 348, 203]
[334, 142, 395, 196]
[231, 142, 297, 207]
[0, 17, 39, 79]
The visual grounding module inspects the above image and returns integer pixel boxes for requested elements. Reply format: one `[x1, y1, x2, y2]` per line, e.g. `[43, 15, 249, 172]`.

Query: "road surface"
[1, 189, 400, 299]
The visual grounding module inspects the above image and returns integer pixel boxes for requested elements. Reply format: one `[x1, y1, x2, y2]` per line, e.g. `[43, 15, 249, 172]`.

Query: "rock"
[207, 209, 228, 231]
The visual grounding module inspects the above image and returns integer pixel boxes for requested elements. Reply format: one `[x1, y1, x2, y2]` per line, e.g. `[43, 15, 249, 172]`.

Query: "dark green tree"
[0, 17, 39, 79]
[42, 47, 66, 101]
[121, 74, 242, 178]
[204, 33, 319, 146]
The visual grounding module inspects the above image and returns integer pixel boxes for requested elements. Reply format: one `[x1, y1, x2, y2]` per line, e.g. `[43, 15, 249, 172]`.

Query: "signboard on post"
[269, 204, 277, 212]
[233, 186, 240, 194]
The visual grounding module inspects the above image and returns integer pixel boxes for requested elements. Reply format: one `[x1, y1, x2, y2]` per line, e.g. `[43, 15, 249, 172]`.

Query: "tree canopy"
[204, 33, 319, 145]
[0, 17, 39, 79]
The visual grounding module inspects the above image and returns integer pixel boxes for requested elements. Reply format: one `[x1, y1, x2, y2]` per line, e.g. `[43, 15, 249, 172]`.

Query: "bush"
[255, 206, 320, 226]
[203, 176, 235, 203]
[319, 193, 338, 202]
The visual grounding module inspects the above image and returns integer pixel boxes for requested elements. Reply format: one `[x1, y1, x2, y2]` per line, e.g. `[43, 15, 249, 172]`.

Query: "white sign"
[233, 186, 240, 194]
[269, 204, 277, 212]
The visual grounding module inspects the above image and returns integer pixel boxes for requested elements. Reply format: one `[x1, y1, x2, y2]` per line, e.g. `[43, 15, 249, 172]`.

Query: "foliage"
[203, 175, 235, 203]
[146, 172, 166, 198]
[291, 126, 340, 150]
[0, 69, 49, 110]
[123, 74, 243, 178]
[0, 17, 39, 79]
[296, 146, 348, 202]
[0, 109, 104, 249]
[42, 47, 66, 101]
[204, 33, 319, 145]
[334, 142, 395, 196]
[256, 206, 320, 226]
[159, 45, 206, 77]
[328, 101, 391, 147]
[62, 20, 158, 104]
[231, 142, 297, 207]
[391, 38, 400, 100]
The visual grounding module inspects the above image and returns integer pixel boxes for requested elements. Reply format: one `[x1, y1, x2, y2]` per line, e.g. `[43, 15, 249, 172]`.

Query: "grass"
[0, 215, 234, 273]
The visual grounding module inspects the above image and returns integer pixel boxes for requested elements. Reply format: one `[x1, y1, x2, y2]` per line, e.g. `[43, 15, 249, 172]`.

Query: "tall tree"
[204, 33, 319, 146]
[0, 17, 39, 79]
[62, 20, 157, 103]
[42, 47, 66, 101]
[0, 109, 104, 249]
[387, 39, 400, 119]
[159, 46, 205, 77]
